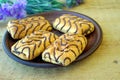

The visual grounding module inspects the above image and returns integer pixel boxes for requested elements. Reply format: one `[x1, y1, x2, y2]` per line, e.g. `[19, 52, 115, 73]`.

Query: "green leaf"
[66, 0, 76, 7]
[26, 0, 64, 14]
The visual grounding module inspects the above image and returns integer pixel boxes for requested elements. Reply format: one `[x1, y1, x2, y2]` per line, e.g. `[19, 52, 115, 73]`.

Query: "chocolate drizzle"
[39, 21, 47, 30]
[44, 52, 51, 61]
[54, 18, 61, 28]
[42, 33, 87, 66]
[59, 17, 66, 31]
[8, 26, 18, 39]
[32, 23, 39, 33]
[43, 37, 47, 50]
[69, 49, 77, 57]
[53, 48, 58, 62]
[11, 31, 58, 60]
[53, 14, 94, 35]
[66, 20, 72, 33]
[7, 16, 52, 39]
[18, 24, 26, 38]
[74, 20, 79, 33]
[49, 33, 52, 44]
[63, 57, 71, 65]
[21, 47, 31, 59]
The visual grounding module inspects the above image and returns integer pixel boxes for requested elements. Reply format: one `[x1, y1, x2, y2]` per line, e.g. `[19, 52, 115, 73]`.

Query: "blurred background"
[0, 0, 120, 80]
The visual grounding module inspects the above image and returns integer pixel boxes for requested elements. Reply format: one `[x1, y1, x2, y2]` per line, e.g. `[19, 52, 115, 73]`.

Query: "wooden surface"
[0, 0, 120, 80]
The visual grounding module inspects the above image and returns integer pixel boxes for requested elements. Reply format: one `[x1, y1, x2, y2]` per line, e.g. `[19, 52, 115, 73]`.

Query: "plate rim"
[2, 10, 103, 68]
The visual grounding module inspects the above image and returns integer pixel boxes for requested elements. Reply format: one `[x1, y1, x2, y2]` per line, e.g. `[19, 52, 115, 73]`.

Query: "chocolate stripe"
[66, 44, 81, 55]
[74, 20, 79, 33]
[59, 17, 66, 31]
[53, 48, 58, 62]
[79, 23, 85, 34]
[39, 21, 47, 30]
[53, 33, 57, 40]
[14, 43, 34, 51]
[60, 38, 67, 46]
[49, 33, 52, 44]
[70, 49, 77, 57]
[63, 57, 71, 65]
[9, 26, 18, 38]
[55, 51, 67, 63]
[66, 20, 72, 33]
[13, 42, 20, 53]
[32, 22, 40, 33]
[46, 26, 51, 31]
[43, 37, 47, 50]
[78, 35, 87, 45]
[76, 39, 83, 51]
[38, 40, 42, 47]
[54, 18, 61, 28]
[24, 24, 33, 36]
[21, 47, 30, 59]
[13, 50, 21, 54]
[32, 44, 36, 59]
[44, 52, 51, 61]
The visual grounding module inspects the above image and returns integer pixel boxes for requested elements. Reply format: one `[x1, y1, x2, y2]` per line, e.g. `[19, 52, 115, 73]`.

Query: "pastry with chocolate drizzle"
[11, 30, 58, 60]
[7, 16, 52, 39]
[53, 14, 94, 35]
[42, 33, 87, 66]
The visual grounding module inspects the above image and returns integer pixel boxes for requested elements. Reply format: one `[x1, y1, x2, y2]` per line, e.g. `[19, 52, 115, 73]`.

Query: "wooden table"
[0, 0, 120, 80]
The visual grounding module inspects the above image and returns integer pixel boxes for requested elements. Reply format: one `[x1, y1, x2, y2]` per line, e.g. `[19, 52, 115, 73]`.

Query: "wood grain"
[0, 0, 120, 80]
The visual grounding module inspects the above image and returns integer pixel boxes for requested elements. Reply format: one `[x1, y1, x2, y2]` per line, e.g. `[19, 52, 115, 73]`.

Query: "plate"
[2, 11, 102, 68]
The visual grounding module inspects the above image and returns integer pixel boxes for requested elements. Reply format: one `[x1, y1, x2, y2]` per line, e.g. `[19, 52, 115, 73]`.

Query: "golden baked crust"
[7, 16, 52, 39]
[53, 14, 94, 35]
[11, 30, 58, 60]
[42, 33, 87, 66]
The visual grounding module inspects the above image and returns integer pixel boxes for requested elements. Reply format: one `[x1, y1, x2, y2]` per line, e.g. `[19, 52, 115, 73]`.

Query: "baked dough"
[53, 14, 94, 35]
[42, 33, 87, 66]
[7, 16, 52, 39]
[11, 30, 58, 60]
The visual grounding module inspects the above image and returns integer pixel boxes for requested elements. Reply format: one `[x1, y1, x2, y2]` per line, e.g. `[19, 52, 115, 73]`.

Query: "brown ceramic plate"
[2, 11, 102, 68]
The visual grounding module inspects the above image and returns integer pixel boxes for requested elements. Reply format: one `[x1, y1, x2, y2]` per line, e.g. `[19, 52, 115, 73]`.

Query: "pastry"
[42, 33, 87, 66]
[11, 30, 58, 60]
[53, 14, 94, 35]
[7, 16, 52, 39]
